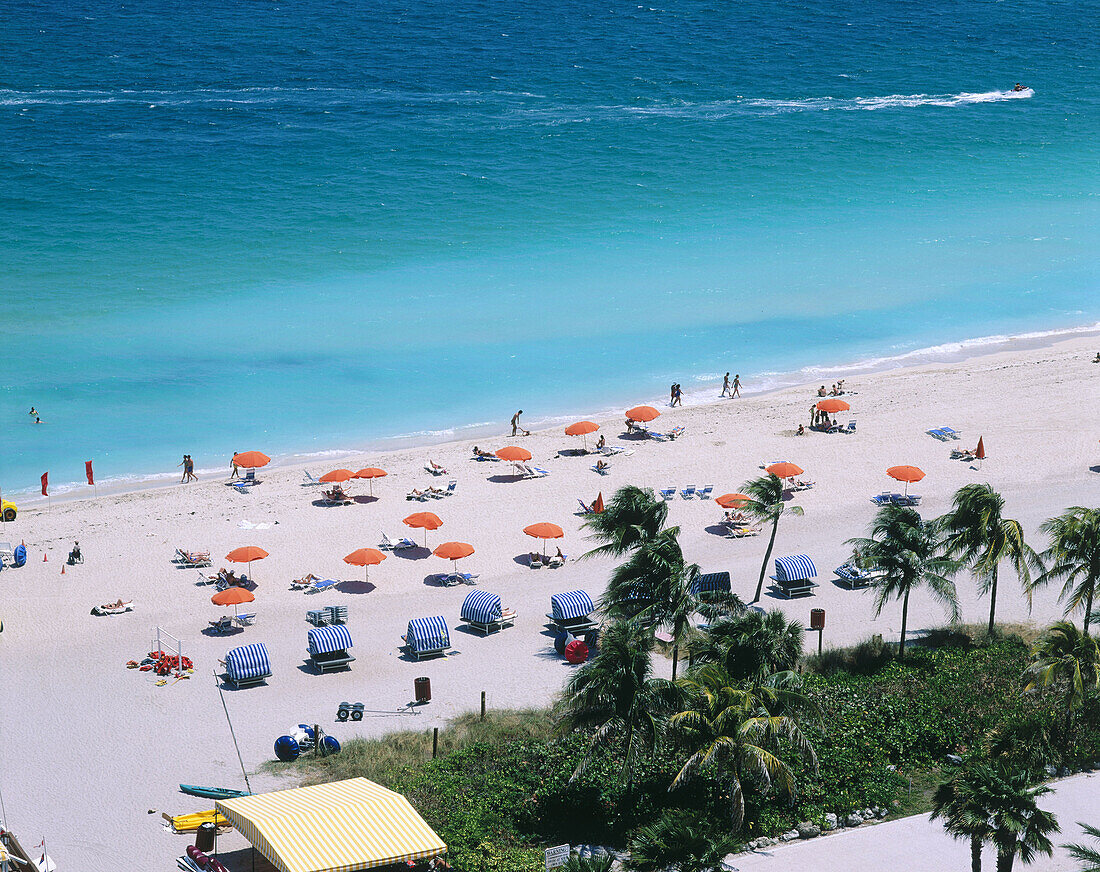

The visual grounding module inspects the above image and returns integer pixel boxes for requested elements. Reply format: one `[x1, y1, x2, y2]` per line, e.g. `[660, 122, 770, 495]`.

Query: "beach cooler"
[307, 625, 355, 673]
[405, 616, 450, 660]
[459, 590, 514, 636]
[547, 590, 597, 633]
[770, 555, 818, 598]
[224, 642, 271, 688]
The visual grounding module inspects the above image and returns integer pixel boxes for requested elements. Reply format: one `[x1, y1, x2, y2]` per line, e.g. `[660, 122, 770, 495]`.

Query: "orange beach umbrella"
[625, 405, 660, 423]
[319, 469, 354, 483]
[433, 541, 475, 574]
[225, 545, 268, 582]
[815, 398, 850, 414]
[716, 493, 752, 509]
[496, 446, 532, 475]
[524, 522, 564, 558]
[344, 547, 387, 581]
[766, 462, 804, 479]
[887, 465, 925, 495]
[232, 451, 270, 469]
[211, 586, 255, 616]
[353, 467, 387, 496]
[565, 421, 600, 451]
[404, 511, 443, 545]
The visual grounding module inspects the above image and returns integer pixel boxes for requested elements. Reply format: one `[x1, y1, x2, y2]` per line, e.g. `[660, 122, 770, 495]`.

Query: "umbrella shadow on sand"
[487, 474, 525, 484]
[393, 546, 431, 560]
[352, 495, 379, 504]
[335, 580, 376, 594]
[201, 625, 244, 638]
[704, 524, 734, 537]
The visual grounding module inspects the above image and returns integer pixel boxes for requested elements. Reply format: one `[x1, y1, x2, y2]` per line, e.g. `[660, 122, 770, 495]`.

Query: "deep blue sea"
[2, 0, 1098, 496]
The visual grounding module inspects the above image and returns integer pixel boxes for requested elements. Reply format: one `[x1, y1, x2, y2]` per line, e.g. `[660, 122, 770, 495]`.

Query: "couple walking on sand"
[178, 454, 196, 483]
[721, 372, 741, 398]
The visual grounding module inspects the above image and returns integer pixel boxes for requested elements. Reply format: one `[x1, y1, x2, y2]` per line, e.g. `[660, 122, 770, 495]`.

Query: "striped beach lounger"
[691, 570, 731, 598]
[547, 590, 597, 632]
[224, 642, 271, 688]
[770, 554, 818, 598]
[307, 625, 355, 673]
[405, 616, 450, 659]
[460, 590, 514, 635]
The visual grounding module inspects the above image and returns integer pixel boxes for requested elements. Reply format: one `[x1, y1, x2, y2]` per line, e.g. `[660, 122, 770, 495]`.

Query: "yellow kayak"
[163, 810, 229, 833]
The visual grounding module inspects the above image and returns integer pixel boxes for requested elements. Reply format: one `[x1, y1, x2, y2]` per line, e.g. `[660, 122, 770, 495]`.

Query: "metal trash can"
[196, 821, 216, 852]
[414, 676, 432, 703]
[810, 609, 826, 630]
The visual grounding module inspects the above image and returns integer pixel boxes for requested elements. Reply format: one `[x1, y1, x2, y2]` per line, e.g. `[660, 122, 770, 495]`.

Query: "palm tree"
[848, 504, 960, 657]
[1032, 508, 1100, 635]
[932, 763, 1059, 872]
[1024, 621, 1100, 749]
[560, 621, 679, 790]
[627, 810, 737, 872]
[1063, 823, 1100, 872]
[582, 485, 668, 559]
[687, 608, 804, 682]
[940, 484, 1042, 637]
[742, 473, 804, 603]
[667, 664, 816, 830]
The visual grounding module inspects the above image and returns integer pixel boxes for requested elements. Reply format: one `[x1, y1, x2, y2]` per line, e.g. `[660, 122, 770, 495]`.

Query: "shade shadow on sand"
[393, 546, 430, 560]
[335, 580, 376, 594]
[352, 495, 379, 504]
[201, 625, 244, 638]
[704, 524, 733, 537]
[487, 474, 525, 484]
[310, 499, 352, 508]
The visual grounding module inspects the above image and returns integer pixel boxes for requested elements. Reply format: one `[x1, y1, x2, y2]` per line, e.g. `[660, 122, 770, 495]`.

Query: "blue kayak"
[179, 784, 250, 800]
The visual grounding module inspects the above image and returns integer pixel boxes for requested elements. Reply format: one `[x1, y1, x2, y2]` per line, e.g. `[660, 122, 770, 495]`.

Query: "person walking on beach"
[510, 410, 525, 437]
[670, 384, 676, 405]
[184, 455, 196, 482]
[732, 374, 741, 398]
[178, 454, 188, 483]
[229, 452, 241, 480]
[671, 384, 682, 407]
[721, 373, 731, 397]
[810, 405, 817, 427]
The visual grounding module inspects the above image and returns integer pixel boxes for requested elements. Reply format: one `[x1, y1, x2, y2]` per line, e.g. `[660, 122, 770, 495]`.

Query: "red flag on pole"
[41, 472, 48, 497]
[86, 461, 94, 485]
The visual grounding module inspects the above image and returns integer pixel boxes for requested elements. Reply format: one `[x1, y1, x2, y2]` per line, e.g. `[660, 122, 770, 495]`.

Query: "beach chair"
[529, 553, 544, 569]
[394, 537, 417, 550]
[302, 470, 321, 486]
[546, 590, 598, 634]
[442, 571, 479, 586]
[697, 485, 714, 500]
[307, 625, 355, 673]
[459, 590, 515, 635]
[404, 615, 451, 660]
[530, 466, 551, 478]
[208, 616, 235, 634]
[306, 577, 338, 594]
[833, 564, 872, 590]
[668, 426, 685, 439]
[842, 420, 856, 433]
[793, 479, 815, 491]
[406, 488, 429, 501]
[601, 445, 625, 456]
[223, 642, 271, 688]
[0, 542, 13, 565]
[871, 492, 893, 505]
[770, 554, 818, 598]
[234, 613, 256, 628]
[927, 429, 950, 441]
[425, 460, 448, 476]
[577, 499, 595, 515]
[546, 552, 566, 568]
[726, 523, 761, 539]
[443, 480, 457, 496]
[658, 487, 676, 502]
[680, 485, 696, 499]
[321, 486, 352, 505]
[939, 426, 962, 440]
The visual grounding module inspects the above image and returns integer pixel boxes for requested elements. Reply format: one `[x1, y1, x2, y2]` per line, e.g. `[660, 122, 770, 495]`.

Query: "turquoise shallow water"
[1, 0, 1098, 495]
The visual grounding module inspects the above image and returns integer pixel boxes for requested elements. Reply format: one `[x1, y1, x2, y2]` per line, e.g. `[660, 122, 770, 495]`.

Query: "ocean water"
[1, 0, 1098, 496]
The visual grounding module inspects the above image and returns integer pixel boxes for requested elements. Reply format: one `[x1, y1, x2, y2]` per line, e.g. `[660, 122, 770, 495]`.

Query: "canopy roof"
[216, 777, 446, 872]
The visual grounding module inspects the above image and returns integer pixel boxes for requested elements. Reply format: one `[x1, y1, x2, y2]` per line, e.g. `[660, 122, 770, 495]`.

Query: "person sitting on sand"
[1093, 352, 1100, 363]
[595, 435, 606, 451]
[796, 423, 805, 436]
[817, 385, 827, 397]
[594, 459, 610, 472]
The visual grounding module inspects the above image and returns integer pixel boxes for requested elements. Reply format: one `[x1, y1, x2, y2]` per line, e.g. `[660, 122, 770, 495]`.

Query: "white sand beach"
[1, 333, 1098, 870]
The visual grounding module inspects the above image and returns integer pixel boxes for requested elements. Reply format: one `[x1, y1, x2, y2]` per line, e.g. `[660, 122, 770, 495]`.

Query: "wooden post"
[818, 627, 823, 656]
[432, 727, 439, 759]
[480, 691, 486, 721]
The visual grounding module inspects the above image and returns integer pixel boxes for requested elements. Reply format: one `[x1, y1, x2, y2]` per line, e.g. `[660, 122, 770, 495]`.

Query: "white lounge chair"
[680, 485, 696, 499]
[658, 487, 676, 501]
[425, 460, 449, 476]
[302, 470, 321, 486]
[697, 485, 714, 500]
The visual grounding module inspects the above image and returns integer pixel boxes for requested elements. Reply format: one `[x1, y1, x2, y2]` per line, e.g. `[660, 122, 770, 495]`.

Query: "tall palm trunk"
[987, 565, 999, 637]
[753, 513, 780, 603]
[996, 847, 1014, 872]
[671, 645, 679, 679]
[898, 587, 911, 658]
[971, 835, 982, 872]
[1085, 584, 1094, 636]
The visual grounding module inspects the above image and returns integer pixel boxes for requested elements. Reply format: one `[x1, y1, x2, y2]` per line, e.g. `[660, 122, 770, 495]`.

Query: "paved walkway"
[730, 773, 1100, 872]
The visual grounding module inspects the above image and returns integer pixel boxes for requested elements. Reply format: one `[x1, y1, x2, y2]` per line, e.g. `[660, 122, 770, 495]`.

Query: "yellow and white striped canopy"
[216, 777, 446, 872]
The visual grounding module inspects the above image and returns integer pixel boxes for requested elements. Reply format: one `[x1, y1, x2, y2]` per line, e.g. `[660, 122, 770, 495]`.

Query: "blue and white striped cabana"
[406, 616, 450, 655]
[460, 590, 502, 624]
[225, 642, 271, 682]
[308, 625, 353, 656]
[772, 554, 817, 583]
[550, 590, 594, 622]
[691, 571, 731, 596]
